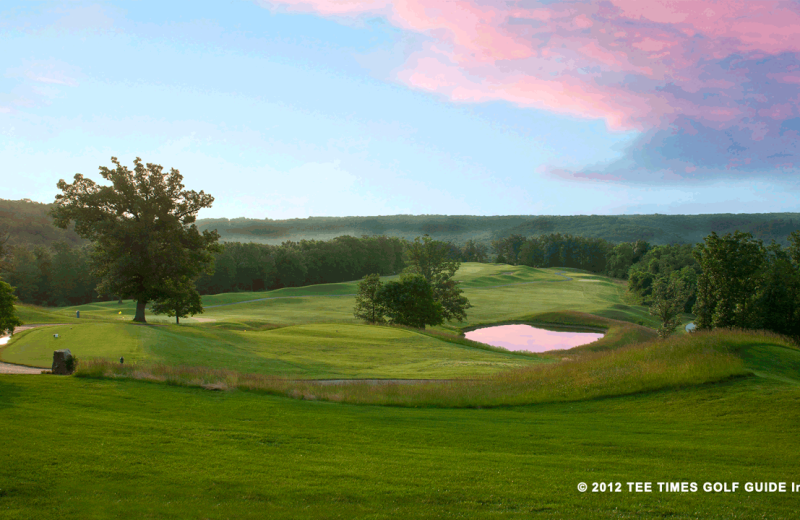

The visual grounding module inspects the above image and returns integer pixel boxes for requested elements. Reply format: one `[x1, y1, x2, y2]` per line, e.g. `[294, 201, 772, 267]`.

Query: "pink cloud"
[259, 0, 800, 177]
[259, 0, 800, 132]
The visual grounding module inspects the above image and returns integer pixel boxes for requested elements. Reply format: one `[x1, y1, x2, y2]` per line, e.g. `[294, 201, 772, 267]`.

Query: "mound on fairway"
[2, 322, 542, 379]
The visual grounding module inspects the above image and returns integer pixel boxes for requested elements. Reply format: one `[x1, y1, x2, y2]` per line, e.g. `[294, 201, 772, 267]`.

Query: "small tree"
[150, 277, 203, 325]
[353, 273, 386, 324]
[0, 277, 22, 336]
[649, 277, 689, 339]
[376, 274, 443, 329]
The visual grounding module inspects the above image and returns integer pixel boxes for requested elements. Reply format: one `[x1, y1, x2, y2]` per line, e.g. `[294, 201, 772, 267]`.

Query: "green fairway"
[1, 373, 798, 519]
[40, 265, 656, 330]
[1, 263, 685, 379]
[1, 322, 542, 378]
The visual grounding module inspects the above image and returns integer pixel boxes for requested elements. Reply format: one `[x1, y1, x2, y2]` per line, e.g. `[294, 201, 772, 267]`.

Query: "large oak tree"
[52, 157, 220, 322]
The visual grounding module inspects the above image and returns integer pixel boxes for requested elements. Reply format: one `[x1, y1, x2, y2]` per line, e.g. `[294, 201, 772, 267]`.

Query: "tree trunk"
[176, 315, 179, 325]
[133, 300, 147, 323]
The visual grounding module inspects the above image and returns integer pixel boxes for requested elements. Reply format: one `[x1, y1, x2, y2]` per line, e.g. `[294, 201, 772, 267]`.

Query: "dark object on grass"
[120, 356, 124, 364]
[52, 349, 75, 375]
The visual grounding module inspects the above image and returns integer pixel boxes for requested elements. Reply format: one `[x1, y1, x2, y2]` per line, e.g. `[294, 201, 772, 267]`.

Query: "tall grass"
[76, 328, 761, 408]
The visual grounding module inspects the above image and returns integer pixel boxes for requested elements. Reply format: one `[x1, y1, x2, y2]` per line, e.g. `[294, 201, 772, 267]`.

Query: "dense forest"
[196, 213, 800, 247]
[2, 198, 799, 249]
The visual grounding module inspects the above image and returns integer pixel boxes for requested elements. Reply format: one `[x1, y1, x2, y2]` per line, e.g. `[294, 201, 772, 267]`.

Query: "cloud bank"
[258, 0, 800, 183]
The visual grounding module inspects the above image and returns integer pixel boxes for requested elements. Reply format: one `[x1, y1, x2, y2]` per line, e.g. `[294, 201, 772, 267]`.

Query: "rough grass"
[75, 329, 758, 408]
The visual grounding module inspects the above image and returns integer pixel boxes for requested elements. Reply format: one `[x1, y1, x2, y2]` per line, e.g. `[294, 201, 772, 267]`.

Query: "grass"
[1, 372, 799, 519]
[39, 265, 660, 330]
[1, 322, 543, 379]
[74, 328, 767, 408]
[3, 264, 800, 517]
[4, 264, 658, 378]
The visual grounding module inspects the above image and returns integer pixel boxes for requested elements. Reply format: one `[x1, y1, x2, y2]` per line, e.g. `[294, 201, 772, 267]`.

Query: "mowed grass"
[1, 264, 687, 380]
[1, 373, 799, 519]
[1, 322, 542, 379]
[43, 264, 652, 330]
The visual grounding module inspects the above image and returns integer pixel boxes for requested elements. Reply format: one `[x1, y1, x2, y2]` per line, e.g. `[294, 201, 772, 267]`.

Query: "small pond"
[464, 324, 604, 353]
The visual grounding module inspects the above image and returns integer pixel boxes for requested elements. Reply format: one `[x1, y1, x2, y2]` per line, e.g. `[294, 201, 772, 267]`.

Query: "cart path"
[0, 324, 70, 374]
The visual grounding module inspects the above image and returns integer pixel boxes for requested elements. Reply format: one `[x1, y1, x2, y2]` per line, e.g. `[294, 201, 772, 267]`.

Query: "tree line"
[0, 234, 485, 306]
[1, 157, 798, 339]
[491, 231, 800, 341]
[0, 233, 490, 307]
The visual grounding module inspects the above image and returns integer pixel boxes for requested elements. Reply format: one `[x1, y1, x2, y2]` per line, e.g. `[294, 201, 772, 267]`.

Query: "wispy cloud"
[256, 0, 800, 182]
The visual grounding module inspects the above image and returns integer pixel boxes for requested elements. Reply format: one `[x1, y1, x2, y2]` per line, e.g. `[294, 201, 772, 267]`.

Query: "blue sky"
[2, 1, 799, 219]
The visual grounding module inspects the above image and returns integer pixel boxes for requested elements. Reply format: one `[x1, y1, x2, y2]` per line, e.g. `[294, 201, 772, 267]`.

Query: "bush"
[65, 355, 79, 374]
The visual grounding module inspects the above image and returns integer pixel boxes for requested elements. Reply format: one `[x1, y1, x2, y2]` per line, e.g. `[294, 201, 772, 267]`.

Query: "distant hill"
[196, 213, 800, 247]
[0, 199, 85, 249]
[2, 199, 798, 249]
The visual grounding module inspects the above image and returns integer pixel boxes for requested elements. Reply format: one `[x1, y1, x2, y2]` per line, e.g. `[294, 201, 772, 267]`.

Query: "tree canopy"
[649, 278, 689, 339]
[51, 157, 220, 322]
[692, 231, 765, 330]
[0, 276, 22, 336]
[376, 274, 443, 329]
[404, 235, 471, 322]
[353, 273, 386, 324]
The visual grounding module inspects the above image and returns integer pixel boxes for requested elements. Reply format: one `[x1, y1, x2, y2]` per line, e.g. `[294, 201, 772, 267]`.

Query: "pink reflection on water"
[464, 324, 603, 353]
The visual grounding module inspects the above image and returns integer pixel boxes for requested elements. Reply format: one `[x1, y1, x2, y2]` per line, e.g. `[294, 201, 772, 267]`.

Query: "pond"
[464, 324, 604, 353]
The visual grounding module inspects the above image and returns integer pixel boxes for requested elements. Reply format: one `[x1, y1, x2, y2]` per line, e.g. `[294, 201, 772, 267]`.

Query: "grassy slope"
[0, 264, 687, 376]
[1, 322, 542, 378]
[1, 374, 798, 519]
[3, 265, 800, 517]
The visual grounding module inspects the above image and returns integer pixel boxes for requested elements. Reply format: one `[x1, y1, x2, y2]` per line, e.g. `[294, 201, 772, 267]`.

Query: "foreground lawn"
[1, 322, 541, 379]
[1, 374, 798, 519]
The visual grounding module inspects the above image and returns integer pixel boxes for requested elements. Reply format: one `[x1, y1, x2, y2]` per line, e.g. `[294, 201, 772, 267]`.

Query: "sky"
[2, 0, 799, 219]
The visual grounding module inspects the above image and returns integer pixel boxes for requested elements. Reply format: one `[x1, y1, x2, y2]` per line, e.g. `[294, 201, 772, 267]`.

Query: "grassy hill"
[2, 262, 799, 518]
[2, 265, 662, 376]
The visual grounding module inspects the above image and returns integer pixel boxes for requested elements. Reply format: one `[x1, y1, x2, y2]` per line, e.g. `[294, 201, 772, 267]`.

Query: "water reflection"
[464, 324, 603, 353]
